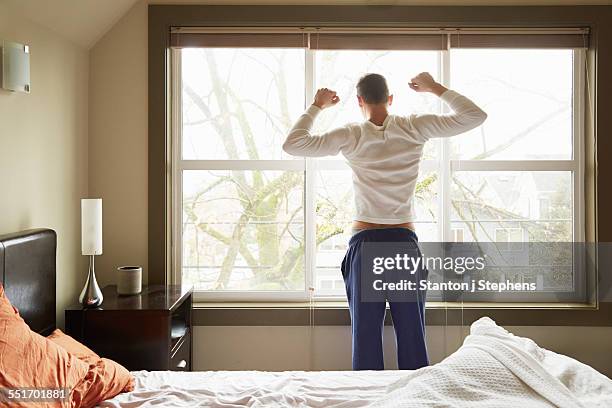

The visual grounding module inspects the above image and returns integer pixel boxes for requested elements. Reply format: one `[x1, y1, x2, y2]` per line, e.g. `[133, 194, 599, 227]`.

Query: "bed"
[2, 229, 612, 408]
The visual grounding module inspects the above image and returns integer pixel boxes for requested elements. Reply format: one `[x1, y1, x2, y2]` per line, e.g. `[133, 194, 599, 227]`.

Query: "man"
[283, 72, 487, 370]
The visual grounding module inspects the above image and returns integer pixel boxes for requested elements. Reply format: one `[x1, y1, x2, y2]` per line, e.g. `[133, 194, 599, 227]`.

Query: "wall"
[0, 3, 89, 327]
[88, 1, 149, 286]
[89, 2, 612, 376]
[194, 325, 612, 377]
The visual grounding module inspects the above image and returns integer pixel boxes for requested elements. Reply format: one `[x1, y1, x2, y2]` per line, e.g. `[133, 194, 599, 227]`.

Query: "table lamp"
[79, 198, 103, 307]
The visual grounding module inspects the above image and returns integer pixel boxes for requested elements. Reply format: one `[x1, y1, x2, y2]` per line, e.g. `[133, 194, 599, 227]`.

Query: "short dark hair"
[356, 73, 389, 104]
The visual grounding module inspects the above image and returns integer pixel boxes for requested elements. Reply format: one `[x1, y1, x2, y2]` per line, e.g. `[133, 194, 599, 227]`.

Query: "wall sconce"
[1, 40, 30, 93]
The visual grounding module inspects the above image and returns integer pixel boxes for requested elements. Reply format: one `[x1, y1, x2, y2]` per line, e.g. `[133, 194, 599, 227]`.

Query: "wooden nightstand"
[65, 285, 193, 371]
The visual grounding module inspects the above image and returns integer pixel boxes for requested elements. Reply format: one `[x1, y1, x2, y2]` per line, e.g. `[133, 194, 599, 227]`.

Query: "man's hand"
[409, 72, 448, 97]
[313, 88, 340, 109]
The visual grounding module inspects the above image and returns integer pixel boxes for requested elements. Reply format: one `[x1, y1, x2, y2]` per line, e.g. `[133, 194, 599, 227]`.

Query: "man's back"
[341, 114, 427, 224]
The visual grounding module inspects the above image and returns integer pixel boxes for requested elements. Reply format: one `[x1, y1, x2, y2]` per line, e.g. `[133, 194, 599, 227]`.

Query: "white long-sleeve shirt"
[283, 90, 487, 224]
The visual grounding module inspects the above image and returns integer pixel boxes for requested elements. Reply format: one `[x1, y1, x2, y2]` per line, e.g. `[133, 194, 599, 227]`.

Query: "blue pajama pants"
[341, 228, 429, 371]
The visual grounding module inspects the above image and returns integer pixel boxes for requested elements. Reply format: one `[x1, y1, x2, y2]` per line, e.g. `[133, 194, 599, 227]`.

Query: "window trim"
[170, 48, 182, 290]
[148, 6, 605, 323]
[170, 45, 586, 303]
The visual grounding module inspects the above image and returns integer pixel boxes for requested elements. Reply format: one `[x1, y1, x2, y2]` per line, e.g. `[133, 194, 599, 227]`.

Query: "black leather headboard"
[0, 229, 56, 335]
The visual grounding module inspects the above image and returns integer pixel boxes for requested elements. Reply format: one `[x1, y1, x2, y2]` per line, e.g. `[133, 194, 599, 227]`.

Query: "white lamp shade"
[81, 198, 103, 255]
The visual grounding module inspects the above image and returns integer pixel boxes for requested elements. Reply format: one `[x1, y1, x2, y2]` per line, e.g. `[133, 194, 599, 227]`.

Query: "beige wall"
[194, 325, 612, 377]
[89, 1, 612, 376]
[0, 3, 89, 327]
[88, 1, 149, 286]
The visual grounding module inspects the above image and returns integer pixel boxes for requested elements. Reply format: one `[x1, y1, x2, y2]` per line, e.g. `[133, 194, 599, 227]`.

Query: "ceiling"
[2, 0, 140, 49]
[3, 0, 612, 50]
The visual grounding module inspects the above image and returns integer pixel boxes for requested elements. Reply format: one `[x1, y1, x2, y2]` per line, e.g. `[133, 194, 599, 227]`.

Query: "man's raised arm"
[407, 72, 488, 140]
[282, 88, 355, 158]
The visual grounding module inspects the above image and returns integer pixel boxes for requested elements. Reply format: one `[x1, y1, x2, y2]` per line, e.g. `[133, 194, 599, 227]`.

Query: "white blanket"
[373, 317, 612, 407]
[99, 318, 612, 407]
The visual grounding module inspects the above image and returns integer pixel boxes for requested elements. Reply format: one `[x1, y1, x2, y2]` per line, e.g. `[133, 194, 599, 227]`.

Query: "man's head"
[356, 73, 393, 107]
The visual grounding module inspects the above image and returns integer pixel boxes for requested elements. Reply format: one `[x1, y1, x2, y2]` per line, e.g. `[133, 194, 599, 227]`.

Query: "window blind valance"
[169, 27, 589, 50]
[308, 34, 447, 50]
[170, 33, 307, 48]
[449, 33, 588, 49]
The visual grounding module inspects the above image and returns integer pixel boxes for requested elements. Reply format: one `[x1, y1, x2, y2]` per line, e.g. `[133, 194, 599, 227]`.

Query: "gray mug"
[117, 266, 142, 295]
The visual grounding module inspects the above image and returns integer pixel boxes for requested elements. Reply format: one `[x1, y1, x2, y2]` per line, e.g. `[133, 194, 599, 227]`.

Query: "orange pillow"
[47, 329, 135, 401]
[0, 285, 134, 408]
[47, 329, 99, 362]
[71, 358, 135, 408]
[0, 284, 90, 408]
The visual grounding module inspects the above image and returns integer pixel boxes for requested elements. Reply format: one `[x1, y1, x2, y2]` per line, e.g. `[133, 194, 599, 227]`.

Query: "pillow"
[47, 329, 135, 399]
[0, 285, 134, 408]
[47, 329, 99, 362]
[0, 284, 90, 408]
[71, 358, 135, 408]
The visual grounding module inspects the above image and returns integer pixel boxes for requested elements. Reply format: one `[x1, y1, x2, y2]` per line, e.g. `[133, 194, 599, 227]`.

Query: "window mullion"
[304, 47, 316, 295]
[179, 160, 305, 171]
[450, 160, 577, 172]
[440, 48, 452, 242]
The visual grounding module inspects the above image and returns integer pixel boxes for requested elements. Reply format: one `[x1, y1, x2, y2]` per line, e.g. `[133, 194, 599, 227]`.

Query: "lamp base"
[79, 255, 103, 308]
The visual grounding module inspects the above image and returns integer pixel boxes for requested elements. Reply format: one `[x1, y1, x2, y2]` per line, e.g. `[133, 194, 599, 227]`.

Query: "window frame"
[169, 44, 586, 303]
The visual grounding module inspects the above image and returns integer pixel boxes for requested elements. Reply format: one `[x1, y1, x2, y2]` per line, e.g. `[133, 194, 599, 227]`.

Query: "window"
[171, 31, 586, 302]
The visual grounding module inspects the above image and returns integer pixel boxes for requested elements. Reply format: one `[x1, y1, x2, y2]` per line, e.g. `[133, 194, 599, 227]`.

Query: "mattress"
[99, 318, 612, 408]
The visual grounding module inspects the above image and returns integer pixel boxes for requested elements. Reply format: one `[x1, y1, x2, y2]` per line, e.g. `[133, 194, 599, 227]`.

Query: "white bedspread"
[99, 318, 612, 408]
